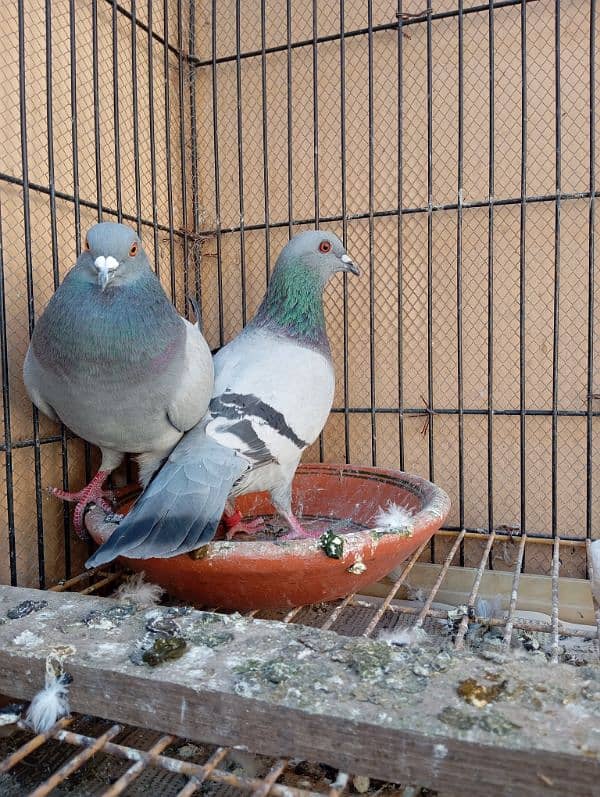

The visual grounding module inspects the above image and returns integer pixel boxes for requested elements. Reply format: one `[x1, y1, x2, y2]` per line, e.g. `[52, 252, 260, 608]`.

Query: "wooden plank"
[0, 585, 598, 796]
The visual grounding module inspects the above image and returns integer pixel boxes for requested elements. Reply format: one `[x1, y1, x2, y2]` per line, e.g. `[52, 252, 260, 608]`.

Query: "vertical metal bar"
[188, 0, 202, 309]
[367, 0, 376, 467]
[397, 0, 405, 471]
[147, 0, 160, 276]
[69, 0, 93, 489]
[587, 0, 596, 538]
[176, 0, 190, 307]
[261, 0, 271, 285]
[286, 0, 293, 240]
[131, 0, 143, 232]
[18, 0, 46, 588]
[209, 0, 223, 344]
[502, 533, 527, 648]
[111, 0, 123, 221]
[456, 0, 465, 565]
[163, 0, 177, 303]
[426, 0, 435, 561]
[551, 0, 561, 539]
[69, 0, 81, 250]
[340, 0, 351, 464]
[518, 0, 528, 552]
[487, 0, 495, 564]
[46, 0, 71, 579]
[92, 0, 103, 221]
[549, 535, 561, 662]
[312, 0, 325, 462]
[0, 201, 17, 585]
[235, 0, 247, 325]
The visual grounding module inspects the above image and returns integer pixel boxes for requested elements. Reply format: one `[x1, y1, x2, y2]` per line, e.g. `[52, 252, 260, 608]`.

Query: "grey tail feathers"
[85, 426, 248, 567]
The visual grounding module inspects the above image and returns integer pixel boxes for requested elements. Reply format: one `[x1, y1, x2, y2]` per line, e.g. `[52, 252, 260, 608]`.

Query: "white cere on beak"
[341, 254, 353, 264]
[94, 255, 119, 290]
[94, 255, 119, 272]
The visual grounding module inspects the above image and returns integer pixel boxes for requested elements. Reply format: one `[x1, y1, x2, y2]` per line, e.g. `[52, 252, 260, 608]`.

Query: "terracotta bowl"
[86, 464, 450, 611]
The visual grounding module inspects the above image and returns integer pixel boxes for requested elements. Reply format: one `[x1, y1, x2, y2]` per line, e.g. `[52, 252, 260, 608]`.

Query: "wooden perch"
[0, 585, 598, 796]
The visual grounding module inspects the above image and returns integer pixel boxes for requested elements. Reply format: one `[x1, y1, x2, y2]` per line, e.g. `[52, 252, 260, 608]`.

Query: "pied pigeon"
[85, 230, 359, 565]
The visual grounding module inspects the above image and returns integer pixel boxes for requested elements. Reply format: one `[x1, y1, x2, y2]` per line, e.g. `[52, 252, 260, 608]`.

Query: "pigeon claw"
[49, 470, 114, 540]
[224, 515, 267, 540]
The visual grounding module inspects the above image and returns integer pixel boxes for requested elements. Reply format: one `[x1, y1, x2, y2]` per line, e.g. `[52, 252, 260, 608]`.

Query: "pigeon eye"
[84, 238, 90, 252]
[319, 240, 332, 254]
[129, 242, 139, 257]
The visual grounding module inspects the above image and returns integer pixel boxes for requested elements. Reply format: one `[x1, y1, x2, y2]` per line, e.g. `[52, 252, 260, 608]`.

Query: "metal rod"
[502, 533, 527, 647]
[235, 0, 247, 325]
[251, 759, 289, 797]
[414, 530, 466, 628]
[146, 0, 160, 277]
[29, 725, 122, 797]
[518, 0, 528, 560]
[426, 0, 434, 564]
[53, 729, 317, 797]
[0, 200, 17, 585]
[100, 734, 175, 796]
[340, 0, 351, 464]
[397, 0, 405, 471]
[487, 0, 496, 566]
[262, 0, 271, 285]
[194, 189, 600, 237]
[456, 0, 465, 565]
[131, 0, 142, 233]
[453, 532, 496, 650]
[191, 0, 541, 68]
[549, 535, 561, 663]
[362, 538, 431, 637]
[174, 748, 231, 797]
[367, 0, 376, 467]
[551, 0, 561, 542]
[0, 718, 72, 773]
[587, 0, 597, 538]
[18, 0, 45, 589]
[210, 0, 223, 345]
[162, 0, 177, 305]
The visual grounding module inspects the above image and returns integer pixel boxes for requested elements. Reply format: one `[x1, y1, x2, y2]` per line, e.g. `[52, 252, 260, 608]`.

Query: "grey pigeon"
[24, 222, 213, 537]
[86, 230, 359, 566]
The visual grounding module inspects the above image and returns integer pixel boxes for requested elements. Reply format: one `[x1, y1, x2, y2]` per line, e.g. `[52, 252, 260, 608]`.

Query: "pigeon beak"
[340, 253, 360, 276]
[94, 256, 119, 291]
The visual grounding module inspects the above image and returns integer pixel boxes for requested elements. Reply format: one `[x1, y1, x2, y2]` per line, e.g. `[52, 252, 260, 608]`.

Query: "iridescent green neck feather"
[251, 261, 330, 354]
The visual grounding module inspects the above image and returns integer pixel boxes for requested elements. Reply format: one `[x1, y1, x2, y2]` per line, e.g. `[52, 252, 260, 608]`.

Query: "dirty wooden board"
[0, 587, 598, 796]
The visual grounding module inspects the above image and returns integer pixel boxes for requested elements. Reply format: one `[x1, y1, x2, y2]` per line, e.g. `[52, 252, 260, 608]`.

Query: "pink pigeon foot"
[279, 512, 322, 540]
[50, 470, 114, 539]
[223, 509, 267, 540]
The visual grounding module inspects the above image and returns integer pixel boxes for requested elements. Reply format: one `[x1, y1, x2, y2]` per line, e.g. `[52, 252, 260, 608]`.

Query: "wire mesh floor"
[0, 529, 598, 796]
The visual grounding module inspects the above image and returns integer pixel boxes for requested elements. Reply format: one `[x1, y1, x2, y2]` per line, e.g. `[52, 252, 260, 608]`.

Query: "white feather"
[25, 675, 69, 733]
[114, 571, 164, 606]
[373, 501, 414, 530]
[379, 626, 427, 646]
[590, 540, 600, 602]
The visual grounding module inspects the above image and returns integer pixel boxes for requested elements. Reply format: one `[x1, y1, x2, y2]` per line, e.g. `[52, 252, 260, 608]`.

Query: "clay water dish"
[86, 463, 450, 612]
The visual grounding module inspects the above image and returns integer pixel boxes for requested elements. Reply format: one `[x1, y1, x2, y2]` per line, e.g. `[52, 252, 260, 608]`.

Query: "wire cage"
[0, 0, 600, 794]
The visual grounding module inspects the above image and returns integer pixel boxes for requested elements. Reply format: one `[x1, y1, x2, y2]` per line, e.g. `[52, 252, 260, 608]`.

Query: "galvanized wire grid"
[0, 0, 599, 592]
[1, 528, 598, 796]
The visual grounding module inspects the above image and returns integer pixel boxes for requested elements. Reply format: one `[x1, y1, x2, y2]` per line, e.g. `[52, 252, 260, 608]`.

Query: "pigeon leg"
[223, 503, 266, 540]
[50, 470, 114, 539]
[279, 510, 322, 540]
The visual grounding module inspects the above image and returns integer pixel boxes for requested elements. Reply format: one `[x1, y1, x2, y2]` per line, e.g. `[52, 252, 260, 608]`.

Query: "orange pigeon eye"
[129, 242, 139, 257]
[319, 240, 332, 254]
